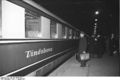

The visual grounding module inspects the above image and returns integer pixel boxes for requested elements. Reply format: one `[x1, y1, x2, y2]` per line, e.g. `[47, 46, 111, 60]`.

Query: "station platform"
[48, 53, 119, 76]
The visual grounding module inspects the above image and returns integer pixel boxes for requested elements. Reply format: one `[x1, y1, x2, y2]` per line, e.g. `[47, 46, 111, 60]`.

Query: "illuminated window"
[73, 31, 76, 39]
[65, 27, 68, 39]
[25, 10, 41, 38]
[2, 0, 25, 38]
[62, 26, 66, 39]
[50, 20, 57, 39]
[56, 23, 62, 39]
[68, 29, 72, 39]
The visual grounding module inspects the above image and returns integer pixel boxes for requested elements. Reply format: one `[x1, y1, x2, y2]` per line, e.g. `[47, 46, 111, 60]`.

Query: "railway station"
[0, 0, 119, 77]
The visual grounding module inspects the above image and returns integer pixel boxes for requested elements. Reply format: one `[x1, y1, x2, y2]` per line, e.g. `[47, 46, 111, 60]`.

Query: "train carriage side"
[0, 0, 80, 76]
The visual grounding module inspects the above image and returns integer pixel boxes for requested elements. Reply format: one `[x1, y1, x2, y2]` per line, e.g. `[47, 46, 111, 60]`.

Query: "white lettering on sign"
[25, 48, 53, 58]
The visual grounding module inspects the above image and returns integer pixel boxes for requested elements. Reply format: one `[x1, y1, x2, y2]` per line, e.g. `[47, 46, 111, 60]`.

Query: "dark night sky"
[33, 0, 119, 36]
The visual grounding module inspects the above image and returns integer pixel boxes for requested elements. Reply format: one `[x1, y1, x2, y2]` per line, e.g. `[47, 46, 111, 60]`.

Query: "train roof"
[22, 0, 80, 32]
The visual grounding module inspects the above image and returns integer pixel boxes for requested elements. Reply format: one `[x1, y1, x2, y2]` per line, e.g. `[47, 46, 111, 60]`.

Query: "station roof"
[33, 0, 119, 36]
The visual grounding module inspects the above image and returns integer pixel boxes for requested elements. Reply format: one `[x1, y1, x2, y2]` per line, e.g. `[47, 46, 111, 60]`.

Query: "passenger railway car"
[0, 0, 81, 76]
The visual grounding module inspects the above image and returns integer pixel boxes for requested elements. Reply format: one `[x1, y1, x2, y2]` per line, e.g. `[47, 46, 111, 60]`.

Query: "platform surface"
[49, 53, 119, 76]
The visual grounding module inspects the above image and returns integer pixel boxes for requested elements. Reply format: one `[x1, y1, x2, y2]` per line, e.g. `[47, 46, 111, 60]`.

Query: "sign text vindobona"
[25, 48, 53, 58]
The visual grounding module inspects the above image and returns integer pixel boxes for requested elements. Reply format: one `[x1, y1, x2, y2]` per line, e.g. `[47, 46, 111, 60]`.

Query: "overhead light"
[80, 32, 84, 38]
[95, 11, 99, 15]
[95, 38, 97, 41]
[94, 23, 97, 26]
[95, 18, 98, 21]
[94, 25, 97, 28]
[97, 35, 100, 38]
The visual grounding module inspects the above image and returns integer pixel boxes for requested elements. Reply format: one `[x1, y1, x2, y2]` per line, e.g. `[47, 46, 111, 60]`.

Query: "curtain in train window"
[50, 20, 57, 38]
[25, 10, 41, 38]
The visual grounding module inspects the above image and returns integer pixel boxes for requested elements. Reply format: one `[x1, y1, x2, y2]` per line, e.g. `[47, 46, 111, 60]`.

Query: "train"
[0, 0, 85, 76]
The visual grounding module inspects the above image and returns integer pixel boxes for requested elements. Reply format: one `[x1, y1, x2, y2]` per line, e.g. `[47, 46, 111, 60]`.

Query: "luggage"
[76, 51, 90, 61]
[80, 51, 90, 60]
[76, 51, 90, 67]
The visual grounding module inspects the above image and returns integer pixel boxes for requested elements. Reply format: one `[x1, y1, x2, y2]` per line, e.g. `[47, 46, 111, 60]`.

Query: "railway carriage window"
[65, 27, 68, 39]
[56, 23, 62, 39]
[72, 31, 74, 39]
[25, 10, 41, 38]
[68, 29, 70, 39]
[50, 20, 57, 39]
[66, 27, 69, 39]
[73, 31, 76, 39]
[25, 11, 50, 39]
[62, 26, 66, 39]
[2, 0, 25, 38]
[68, 29, 72, 39]
[71, 30, 74, 39]
[40, 16, 50, 39]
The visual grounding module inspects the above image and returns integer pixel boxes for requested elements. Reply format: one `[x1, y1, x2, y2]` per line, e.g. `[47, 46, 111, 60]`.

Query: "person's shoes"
[80, 64, 86, 67]
[80, 65, 86, 67]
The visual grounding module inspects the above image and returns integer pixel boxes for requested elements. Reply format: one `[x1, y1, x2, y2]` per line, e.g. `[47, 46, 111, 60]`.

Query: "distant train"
[0, 0, 83, 76]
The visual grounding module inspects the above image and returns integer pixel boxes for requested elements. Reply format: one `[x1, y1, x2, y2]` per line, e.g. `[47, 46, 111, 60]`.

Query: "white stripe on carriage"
[2, 48, 73, 76]
[0, 39, 71, 44]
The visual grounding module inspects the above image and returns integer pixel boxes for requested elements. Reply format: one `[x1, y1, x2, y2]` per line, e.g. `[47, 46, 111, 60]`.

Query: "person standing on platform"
[87, 36, 95, 58]
[76, 32, 89, 67]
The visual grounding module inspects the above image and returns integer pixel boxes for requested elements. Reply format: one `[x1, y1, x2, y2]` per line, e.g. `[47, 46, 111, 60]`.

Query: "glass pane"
[65, 27, 68, 39]
[68, 29, 72, 39]
[62, 26, 66, 38]
[25, 10, 41, 38]
[73, 31, 76, 39]
[50, 20, 57, 38]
